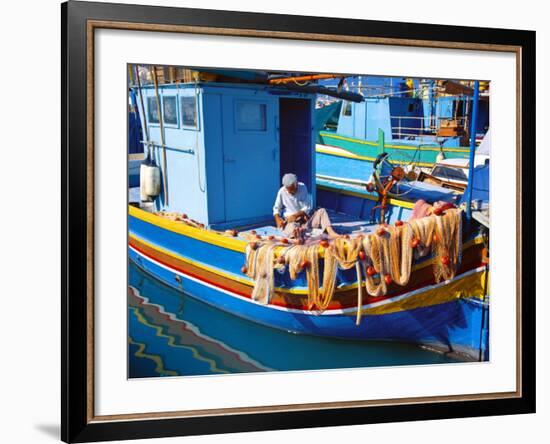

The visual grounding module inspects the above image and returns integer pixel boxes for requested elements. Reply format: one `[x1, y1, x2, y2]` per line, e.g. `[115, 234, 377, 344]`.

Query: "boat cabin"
[135, 81, 315, 229]
[337, 96, 425, 142]
[333, 94, 488, 148]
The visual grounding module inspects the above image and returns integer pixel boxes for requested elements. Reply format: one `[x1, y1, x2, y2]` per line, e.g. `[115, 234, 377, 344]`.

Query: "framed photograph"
[62, 1, 535, 442]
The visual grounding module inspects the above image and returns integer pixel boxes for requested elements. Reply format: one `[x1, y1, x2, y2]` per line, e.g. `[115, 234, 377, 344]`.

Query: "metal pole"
[133, 65, 150, 159]
[152, 66, 169, 206]
[378, 128, 385, 154]
[465, 80, 479, 220]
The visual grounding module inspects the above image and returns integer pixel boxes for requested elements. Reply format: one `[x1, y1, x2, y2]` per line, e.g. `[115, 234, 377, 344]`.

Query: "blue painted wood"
[334, 95, 472, 147]
[129, 246, 487, 359]
[134, 82, 316, 227]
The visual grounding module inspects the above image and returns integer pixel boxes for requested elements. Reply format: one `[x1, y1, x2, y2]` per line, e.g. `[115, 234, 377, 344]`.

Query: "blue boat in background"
[315, 77, 489, 186]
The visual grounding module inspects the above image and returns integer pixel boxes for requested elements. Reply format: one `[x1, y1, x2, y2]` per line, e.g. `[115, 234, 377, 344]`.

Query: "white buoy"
[436, 151, 446, 163]
[140, 163, 161, 201]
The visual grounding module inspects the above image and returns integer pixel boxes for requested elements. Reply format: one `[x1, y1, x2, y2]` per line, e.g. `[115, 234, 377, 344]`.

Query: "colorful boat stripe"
[316, 183, 416, 209]
[129, 205, 246, 252]
[316, 145, 434, 168]
[130, 243, 486, 316]
[129, 232, 484, 297]
[320, 132, 471, 153]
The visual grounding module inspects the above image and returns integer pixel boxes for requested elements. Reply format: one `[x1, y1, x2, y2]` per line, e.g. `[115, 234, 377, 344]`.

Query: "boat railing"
[391, 115, 468, 139]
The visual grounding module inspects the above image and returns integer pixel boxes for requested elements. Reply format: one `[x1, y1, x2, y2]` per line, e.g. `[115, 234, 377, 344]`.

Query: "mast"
[152, 66, 170, 206]
[465, 80, 480, 220]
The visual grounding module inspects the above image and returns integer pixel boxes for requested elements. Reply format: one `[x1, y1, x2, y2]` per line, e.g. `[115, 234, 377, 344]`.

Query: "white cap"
[282, 173, 298, 187]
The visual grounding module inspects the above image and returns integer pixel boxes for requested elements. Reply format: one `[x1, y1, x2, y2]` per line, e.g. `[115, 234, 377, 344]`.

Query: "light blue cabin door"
[222, 98, 279, 222]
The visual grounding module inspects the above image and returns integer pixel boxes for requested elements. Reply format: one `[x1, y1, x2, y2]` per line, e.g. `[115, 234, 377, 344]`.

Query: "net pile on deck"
[154, 211, 205, 228]
[244, 208, 463, 319]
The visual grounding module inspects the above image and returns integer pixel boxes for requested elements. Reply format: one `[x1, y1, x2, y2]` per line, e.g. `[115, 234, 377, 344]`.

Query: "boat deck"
[130, 186, 378, 240]
[226, 209, 378, 241]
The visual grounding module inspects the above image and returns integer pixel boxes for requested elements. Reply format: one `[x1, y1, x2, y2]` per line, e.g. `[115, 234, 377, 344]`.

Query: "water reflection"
[128, 260, 457, 378]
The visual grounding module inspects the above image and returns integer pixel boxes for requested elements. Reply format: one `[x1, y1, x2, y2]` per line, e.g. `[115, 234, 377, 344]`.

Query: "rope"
[243, 208, 463, 311]
[355, 261, 363, 325]
[245, 243, 277, 304]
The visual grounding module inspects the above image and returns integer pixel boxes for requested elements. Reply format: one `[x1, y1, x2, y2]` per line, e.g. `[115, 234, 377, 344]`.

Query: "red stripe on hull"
[129, 237, 483, 312]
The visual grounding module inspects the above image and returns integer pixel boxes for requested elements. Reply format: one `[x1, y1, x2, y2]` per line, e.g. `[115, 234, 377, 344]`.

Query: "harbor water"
[128, 260, 458, 378]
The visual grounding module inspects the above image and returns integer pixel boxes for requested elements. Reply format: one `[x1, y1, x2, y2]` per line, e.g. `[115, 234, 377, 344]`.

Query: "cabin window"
[236, 102, 267, 131]
[147, 96, 159, 124]
[343, 101, 352, 116]
[180, 96, 198, 128]
[162, 96, 178, 125]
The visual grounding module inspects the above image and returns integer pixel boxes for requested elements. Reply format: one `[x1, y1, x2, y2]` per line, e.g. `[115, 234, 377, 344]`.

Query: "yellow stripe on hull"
[321, 133, 470, 154]
[129, 232, 484, 297]
[316, 146, 434, 168]
[359, 268, 488, 316]
[129, 205, 247, 252]
[316, 184, 416, 209]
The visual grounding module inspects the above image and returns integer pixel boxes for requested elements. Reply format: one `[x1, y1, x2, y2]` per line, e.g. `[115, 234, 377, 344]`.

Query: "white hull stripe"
[316, 144, 358, 157]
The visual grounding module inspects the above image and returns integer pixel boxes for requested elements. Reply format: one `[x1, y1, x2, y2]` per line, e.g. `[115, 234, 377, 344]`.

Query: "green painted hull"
[318, 131, 470, 166]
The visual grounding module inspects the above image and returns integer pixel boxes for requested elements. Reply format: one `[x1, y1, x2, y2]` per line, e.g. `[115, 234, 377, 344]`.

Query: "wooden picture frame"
[62, 1, 535, 442]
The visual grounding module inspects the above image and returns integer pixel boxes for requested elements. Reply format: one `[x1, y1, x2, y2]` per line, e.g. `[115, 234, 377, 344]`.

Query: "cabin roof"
[130, 81, 317, 99]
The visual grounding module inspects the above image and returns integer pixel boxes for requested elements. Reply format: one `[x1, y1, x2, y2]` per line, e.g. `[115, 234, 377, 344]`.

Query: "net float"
[251, 230, 257, 235]
[358, 250, 366, 261]
[366, 183, 375, 192]
[377, 228, 386, 236]
[181, 214, 188, 219]
[433, 233, 439, 242]
[268, 235, 275, 241]
[300, 260, 310, 269]
[240, 266, 248, 274]
[366, 266, 376, 276]
[280, 238, 289, 244]
[249, 242, 258, 250]
[411, 238, 420, 248]
[395, 220, 404, 227]
[255, 234, 262, 240]
[384, 274, 393, 285]
[320, 240, 329, 248]
[441, 256, 451, 266]
[277, 256, 286, 265]
[433, 207, 443, 216]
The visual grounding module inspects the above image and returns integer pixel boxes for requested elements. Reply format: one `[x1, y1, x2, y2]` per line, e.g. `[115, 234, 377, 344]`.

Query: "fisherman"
[273, 173, 339, 239]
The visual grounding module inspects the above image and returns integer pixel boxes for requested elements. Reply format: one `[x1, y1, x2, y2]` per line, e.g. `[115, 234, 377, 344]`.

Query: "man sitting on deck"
[273, 173, 339, 239]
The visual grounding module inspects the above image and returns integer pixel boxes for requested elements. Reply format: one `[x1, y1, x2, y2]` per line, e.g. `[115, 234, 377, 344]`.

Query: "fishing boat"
[128, 67, 489, 362]
[316, 78, 489, 184]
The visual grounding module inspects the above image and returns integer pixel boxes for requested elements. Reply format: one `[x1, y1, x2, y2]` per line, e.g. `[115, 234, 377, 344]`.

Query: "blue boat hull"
[129, 243, 489, 361]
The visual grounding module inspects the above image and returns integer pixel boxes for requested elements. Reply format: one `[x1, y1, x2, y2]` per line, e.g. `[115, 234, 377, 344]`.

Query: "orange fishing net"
[244, 208, 463, 313]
